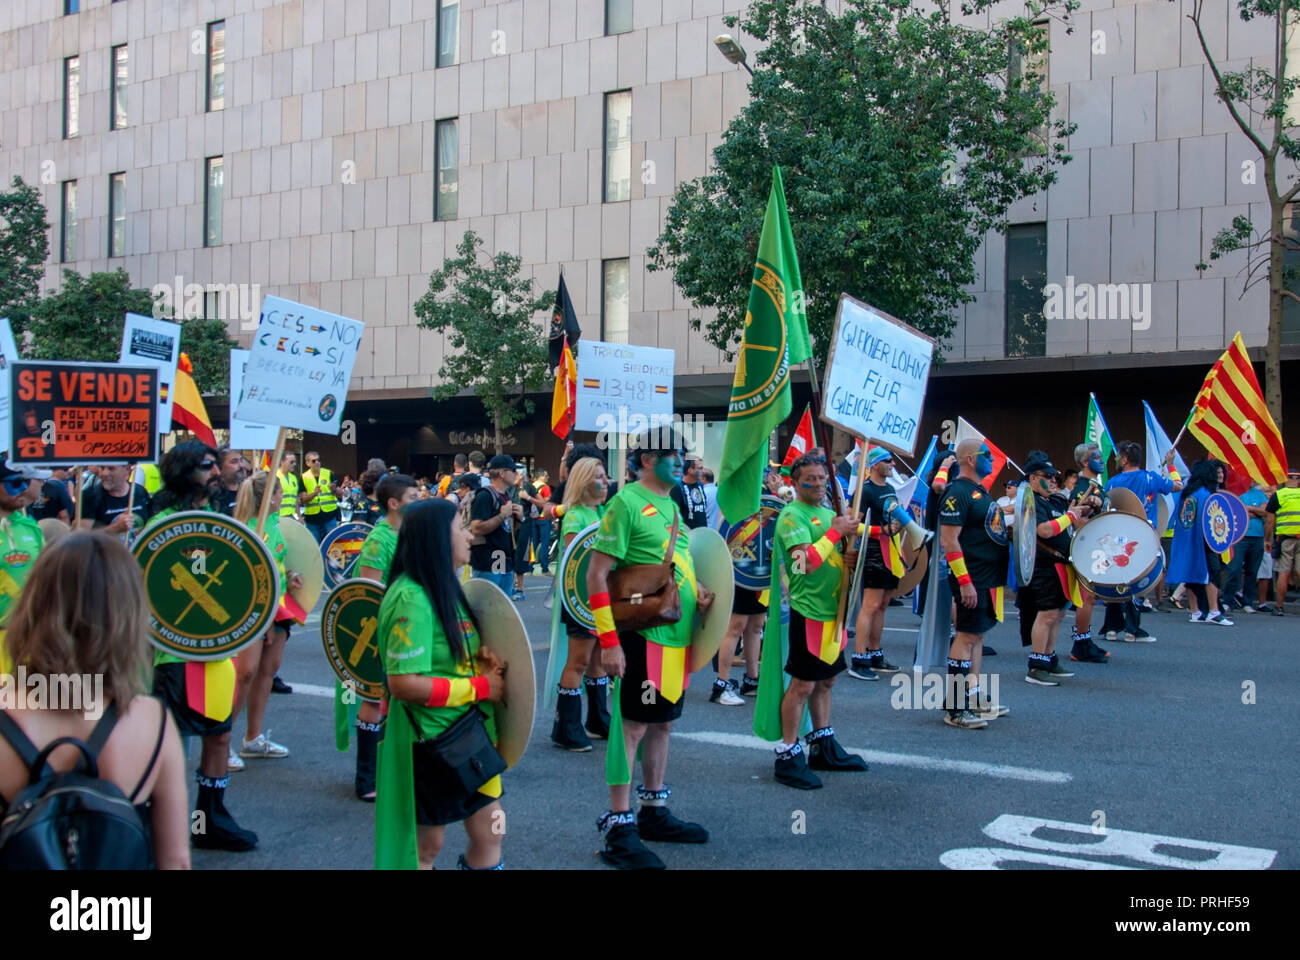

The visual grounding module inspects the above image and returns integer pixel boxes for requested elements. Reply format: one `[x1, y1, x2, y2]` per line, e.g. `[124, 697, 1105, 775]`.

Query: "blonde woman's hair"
[562, 457, 605, 512]
[234, 471, 279, 525]
[4, 533, 150, 710]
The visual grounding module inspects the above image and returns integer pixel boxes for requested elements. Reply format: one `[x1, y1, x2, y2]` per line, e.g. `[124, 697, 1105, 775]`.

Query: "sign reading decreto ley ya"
[820, 295, 934, 457]
[234, 295, 364, 435]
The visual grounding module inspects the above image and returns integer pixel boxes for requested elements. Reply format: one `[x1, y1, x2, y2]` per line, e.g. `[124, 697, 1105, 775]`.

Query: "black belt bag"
[405, 704, 505, 798]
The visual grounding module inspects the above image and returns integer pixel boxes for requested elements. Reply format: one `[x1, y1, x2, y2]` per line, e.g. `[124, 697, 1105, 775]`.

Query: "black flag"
[548, 272, 581, 372]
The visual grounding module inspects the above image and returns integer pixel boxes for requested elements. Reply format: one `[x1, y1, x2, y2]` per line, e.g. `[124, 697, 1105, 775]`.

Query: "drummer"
[1067, 442, 1109, 663]
[849, 447, 905, 681]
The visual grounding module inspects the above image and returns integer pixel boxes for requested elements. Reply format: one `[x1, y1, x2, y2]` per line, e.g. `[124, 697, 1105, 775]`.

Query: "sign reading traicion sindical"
[134, 511, 280, 660]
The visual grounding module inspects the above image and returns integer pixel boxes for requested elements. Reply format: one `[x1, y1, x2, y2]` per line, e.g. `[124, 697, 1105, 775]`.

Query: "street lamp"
[714, 34, 754, 77]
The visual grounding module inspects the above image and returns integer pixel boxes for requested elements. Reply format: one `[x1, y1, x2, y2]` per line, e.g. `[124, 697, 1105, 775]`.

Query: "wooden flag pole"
[256, 427, 287, 537]
[73, 466, 84, 526]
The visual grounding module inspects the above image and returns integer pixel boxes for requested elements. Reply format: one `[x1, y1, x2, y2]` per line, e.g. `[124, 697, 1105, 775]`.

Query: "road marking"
[674, 731, 1071, 783]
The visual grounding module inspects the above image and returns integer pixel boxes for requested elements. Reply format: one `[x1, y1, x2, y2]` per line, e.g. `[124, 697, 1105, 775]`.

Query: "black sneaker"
[807, 731, 869, 772]
[847, 656, 879, 681]
[270, 675, 292, 695]
[774, 744, 822, 790]
[598, 814, 665, 870]
[636, 805, 709, 844]
[868, 654, 900, 673]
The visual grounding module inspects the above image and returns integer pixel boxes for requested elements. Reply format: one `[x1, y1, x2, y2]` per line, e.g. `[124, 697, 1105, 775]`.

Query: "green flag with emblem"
[717, 166, 809, 525]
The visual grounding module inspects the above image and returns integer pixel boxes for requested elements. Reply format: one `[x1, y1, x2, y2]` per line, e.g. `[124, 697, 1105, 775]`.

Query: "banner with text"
[119, 312, 181, 432]
[820, 295, 934, 457]
[234, 296, 364, 435]
[574, 340, 675, 433]
[228, 348, 279, 450]
[9, 360, 159, 465]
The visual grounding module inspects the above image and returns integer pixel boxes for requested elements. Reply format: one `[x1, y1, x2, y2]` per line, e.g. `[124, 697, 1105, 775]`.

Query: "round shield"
[320, 520, 374, 587]
[278, 517, 326, 619]
[558, 521, 601, 631]
[1202, 491, 1248, 553]
[319, 578, 386, 702]
[1014, 482, 1037, 585]
[462, 577, 535, 770]
[718, 495, 785, 591]
[1069, 512, 1162, 591]
[687, 527, 737, 673]
[1107, 486, 1148, 522]
[134, 511, 280, 660]
[37, 517, 71, 546]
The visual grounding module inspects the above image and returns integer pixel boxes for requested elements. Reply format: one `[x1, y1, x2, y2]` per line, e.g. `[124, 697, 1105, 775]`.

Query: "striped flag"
[172, 352, 217, 447]
[1188, 332, 1288, 484]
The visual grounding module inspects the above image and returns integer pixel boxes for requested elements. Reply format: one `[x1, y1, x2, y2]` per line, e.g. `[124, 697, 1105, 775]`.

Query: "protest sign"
[119, 313, 181, 431]
[820, 295, 934, 456]
[234, 296, 363, 435]
[574, 340, 674, 433]
[10, 360, 159, 465]
[228, 348, 278, 449]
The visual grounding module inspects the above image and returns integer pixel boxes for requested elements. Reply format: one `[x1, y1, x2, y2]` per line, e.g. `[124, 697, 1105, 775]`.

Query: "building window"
[1008, 20, 1049, 155]
[109, 173, 126, 258]
[435, 118, 459, 221]
[601, 259, 630, 342]
[437, 1, 459, 68]
[60, 180, 78, 263]
[207, 21, 226, 112]
[111, 44, 128, 130]
[603, 90, 632, 203]
[63, 56, 79, 139]
[606, 0, 633, 36]
[1005, 223, 1047, 358]
[204, 157, 223, 247]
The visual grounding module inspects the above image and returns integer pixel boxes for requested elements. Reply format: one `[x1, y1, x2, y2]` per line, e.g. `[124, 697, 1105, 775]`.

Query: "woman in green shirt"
[374, 499, 506, 870]
[548, 457, 611, 751]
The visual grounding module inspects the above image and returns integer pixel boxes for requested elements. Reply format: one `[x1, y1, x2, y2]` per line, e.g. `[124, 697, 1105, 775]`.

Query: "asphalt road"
[192, 578, 1294, 870]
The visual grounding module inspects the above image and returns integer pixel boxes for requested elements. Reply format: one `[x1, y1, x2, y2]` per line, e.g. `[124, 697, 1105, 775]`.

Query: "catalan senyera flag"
[718, 166, 810, 525]
[1188, 332, 1288, 484]
[550, 336, 576, 438]
[172, 352, 217, 447]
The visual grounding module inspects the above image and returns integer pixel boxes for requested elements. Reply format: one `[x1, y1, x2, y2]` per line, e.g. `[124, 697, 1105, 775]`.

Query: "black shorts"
[1030, 563, 1068, 612]
[732, 587, 768, 616]
[949, 578, 1001, 636]
[152, 662, 233, 738]
[618, 632, 686, 724]
[861, 540, 900, 591]
[785, 608, 847, 682]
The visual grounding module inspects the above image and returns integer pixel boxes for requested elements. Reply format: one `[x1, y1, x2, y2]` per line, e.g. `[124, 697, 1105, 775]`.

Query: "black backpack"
[0, 702, 155, 869]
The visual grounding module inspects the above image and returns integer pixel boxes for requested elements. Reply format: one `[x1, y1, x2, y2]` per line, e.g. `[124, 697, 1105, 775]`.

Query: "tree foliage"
[0, 176, 51, 337]
[413, 230, 552, 453]
[648, 0, 1076, 366]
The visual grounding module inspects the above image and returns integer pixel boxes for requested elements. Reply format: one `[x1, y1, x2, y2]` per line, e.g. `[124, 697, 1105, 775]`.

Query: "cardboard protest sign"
[574, 340, 675, 433]
[234, 296, 363, 435]
[10, 360, 159, 465]
[0, 318, 19, 457]
[228, 348, 278, 449]
[820, 294, 934, 457]
[119, 313, 181, 431]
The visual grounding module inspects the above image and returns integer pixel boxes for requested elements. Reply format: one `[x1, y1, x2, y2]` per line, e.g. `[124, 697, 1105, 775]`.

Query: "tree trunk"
[1269, 200, 1285, 432]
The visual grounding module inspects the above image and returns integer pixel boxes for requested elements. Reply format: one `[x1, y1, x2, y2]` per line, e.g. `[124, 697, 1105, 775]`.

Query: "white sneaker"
[227, 748, 245, 772]
[1205, 610, 1234, 626]
[240, 731, 290, 758]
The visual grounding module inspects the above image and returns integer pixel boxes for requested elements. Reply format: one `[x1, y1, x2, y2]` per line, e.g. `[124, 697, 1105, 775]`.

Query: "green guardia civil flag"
[1084, 392, 1116, 484]
[717, 166, 810, 524]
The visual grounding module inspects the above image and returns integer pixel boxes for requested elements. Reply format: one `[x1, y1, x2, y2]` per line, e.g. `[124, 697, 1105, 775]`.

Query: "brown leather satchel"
[607, 515, 682, 631]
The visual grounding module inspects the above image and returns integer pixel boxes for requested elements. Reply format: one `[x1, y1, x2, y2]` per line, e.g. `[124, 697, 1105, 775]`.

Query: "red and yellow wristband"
[426, 675, 490, 707]
[946, 551, 972, 586]
[590, 590, 620, 649]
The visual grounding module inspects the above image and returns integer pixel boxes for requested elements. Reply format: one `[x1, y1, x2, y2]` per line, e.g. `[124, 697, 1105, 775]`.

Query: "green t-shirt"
[560, 502, 603, 540]
[592, 483, 697, 648]
[0, 513, 44, 629]
[378, 573, 497, 741]
[359, 518, 398, 584]
[776, 499, 844, 621]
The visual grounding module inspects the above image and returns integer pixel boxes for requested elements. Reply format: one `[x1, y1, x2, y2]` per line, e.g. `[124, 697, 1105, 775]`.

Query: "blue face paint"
[975, 453, 993, 479]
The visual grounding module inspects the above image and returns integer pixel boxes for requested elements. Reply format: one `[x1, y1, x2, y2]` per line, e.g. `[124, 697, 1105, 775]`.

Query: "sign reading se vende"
[9, 360, 159, 465]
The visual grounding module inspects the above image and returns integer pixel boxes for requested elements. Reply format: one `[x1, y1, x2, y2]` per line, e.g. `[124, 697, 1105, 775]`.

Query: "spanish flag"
[172, 352, 217, 447]
[1188, 332, 1288, 484]
[550, 336, 576, 439]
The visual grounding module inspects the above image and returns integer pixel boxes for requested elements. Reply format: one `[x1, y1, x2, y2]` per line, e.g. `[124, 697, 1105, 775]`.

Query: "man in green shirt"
[587, 432, 714, 870]
[758, 454, 868, 790]
[0, 464, 47, 678]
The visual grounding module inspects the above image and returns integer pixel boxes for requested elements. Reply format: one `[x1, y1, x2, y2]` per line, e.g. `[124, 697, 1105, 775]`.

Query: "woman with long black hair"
[1169, 459, 1233, 625]
[374, 499, 507, 870]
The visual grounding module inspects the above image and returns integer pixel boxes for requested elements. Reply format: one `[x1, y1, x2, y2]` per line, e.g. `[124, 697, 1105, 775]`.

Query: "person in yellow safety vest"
[1264, 465, 1300, 617]
[276, 451, 301, 520]
[300, 450, 343, 545]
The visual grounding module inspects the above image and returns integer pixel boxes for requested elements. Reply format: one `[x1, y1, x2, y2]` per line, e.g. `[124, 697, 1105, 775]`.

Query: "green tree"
[25, 269, 236, 396]
[648, 0, 1076, 367]
[0, 176, 51, 337]
[413, 230, 552, 453]
[1189, 0, 1294, 429]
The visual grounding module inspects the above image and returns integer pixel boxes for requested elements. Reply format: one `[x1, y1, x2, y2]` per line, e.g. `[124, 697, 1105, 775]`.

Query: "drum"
[717, 495, 784, 591]
[1069, 512, 1163, 602]
[320, 520, 374, 587]
[1202, 491, 1248, 553]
